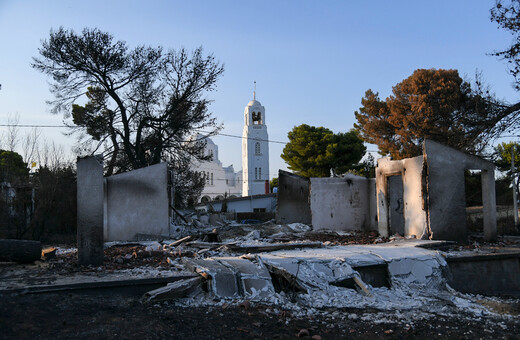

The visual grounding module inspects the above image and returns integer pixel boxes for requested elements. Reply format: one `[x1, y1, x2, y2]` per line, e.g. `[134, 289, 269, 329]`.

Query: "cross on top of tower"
[253, 81, 256, 100]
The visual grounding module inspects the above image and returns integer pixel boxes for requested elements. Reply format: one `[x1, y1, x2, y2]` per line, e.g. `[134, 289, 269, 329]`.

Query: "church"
[196, 92, 270, 202]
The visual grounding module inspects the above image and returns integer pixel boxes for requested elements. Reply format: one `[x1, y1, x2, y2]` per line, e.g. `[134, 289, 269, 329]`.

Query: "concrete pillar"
[77, 155, 104, 266]
[481, 169, 497, 242]
[375, 173, 389, 238]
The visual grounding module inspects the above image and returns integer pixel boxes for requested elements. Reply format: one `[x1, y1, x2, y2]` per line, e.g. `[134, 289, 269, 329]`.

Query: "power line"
[0, 124, 381, 150]
[0, 124, 289, 145]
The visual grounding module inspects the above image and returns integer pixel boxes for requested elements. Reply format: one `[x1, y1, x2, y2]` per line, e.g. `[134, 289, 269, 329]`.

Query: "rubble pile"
[2, 218, 519, 324]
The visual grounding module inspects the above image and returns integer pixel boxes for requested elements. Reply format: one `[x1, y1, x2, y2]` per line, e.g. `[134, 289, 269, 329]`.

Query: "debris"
[203, 228, 221, 243]
[143, 276, 203, 301]
[353, 275, 372, 297]
[169, 236, 192, 248]
[0, 239, 42, 263]
[227, 241, 322, 253]
[41, 247, 57, 260]
[182, 258, 240, 298]
[170, 205, 189, 224]
[297, 329, 310, 337]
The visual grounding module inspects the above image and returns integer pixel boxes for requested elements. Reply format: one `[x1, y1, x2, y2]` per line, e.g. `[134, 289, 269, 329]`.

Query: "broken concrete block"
[216, 257, 275, 299]
[182, 258, 240, 298]
[144, 277, 203, 301]
[242, 278, 275, 299]
[216, 257, 270, 278]
[387, 257, 440, 284]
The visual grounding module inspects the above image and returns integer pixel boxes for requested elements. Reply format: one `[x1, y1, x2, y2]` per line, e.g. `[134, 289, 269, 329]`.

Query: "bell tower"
[242, 85, 269, 196]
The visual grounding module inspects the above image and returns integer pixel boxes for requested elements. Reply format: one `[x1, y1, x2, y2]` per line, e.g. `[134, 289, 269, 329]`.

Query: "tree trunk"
[0, 239, 42, 263]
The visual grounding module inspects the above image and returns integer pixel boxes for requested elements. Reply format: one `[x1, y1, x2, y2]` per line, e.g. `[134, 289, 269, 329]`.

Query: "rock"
[297, 329, 310, 337]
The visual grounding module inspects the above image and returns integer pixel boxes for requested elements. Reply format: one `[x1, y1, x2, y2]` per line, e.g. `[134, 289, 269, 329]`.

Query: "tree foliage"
[495, 141, 520, 195]
[281, 124, 366, 177]
[491, 0, 520, 91]
[355, 69, 502, 159]
[489, 0, 520, 136]
[0, 150, 28, 183]
[495, 140, 520, 188]
[32, 27, 224, 203]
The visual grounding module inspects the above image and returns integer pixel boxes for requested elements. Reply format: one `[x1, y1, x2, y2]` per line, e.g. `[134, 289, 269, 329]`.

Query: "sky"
[1, 0, 519, 179]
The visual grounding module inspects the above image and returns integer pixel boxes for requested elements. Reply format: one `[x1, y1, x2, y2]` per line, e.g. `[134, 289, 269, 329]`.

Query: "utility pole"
[512, 149, 519, 225]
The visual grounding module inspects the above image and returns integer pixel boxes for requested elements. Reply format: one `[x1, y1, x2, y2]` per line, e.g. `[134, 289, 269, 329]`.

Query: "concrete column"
[481, 169, 497, 242]
[77, 155, 104, 266]
[375, 171, 389, 238]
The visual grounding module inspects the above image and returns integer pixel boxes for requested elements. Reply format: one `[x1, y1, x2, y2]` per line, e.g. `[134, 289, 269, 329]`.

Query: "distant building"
[242, 93, 270, 196]
[194, 136, 242, 202]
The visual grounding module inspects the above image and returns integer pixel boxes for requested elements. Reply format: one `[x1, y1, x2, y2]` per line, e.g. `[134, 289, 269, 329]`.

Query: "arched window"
[252, 112, 262, 124]
[255, 142, 260, 154]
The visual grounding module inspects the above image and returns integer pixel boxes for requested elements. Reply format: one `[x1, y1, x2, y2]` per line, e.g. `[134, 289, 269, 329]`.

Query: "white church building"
[194, 136, 242, 203]
[195, 92, 270, 202]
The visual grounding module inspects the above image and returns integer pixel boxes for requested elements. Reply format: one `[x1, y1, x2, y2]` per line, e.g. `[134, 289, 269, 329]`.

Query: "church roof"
[247, 99, 262, 107]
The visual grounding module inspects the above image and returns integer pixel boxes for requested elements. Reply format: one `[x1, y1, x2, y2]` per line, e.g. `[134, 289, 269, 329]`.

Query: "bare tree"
[3, 113, 20, 152]
[21, 128, 41, 166]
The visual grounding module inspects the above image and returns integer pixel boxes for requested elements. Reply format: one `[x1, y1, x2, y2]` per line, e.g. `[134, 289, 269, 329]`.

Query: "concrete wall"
[104, 163, 169, 241]
[376, 156, 427, 238]
[424, 140, 496, 242]
[447, 254, 520, 297]
[310, 174, 376, 231]
[202, 194, 277, 213]
[376, 140, 497, 242]
[276, 170, 311, 225]
[77, 155, 104, 266]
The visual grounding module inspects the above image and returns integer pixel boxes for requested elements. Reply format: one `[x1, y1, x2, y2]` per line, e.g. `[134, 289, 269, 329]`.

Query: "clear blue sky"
[0, 0, 518, 178]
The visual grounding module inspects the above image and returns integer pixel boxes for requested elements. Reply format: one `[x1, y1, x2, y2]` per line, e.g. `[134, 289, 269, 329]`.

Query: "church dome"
[247, 99, 262, 107]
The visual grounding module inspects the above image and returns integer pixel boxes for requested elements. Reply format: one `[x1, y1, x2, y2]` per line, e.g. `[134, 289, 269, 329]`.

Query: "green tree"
[494, 141, 520, 197]
[32, 27, 224, 205]
[270, 177, 278, 192]
[0, 150, 28, 183]
[281, 124, 366, 177]
[0, 150, 30, 239]
[354, 69, 502, 160]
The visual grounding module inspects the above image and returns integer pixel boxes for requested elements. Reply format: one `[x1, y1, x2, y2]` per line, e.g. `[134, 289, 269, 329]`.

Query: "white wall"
[202, 194, 277, 213]
[104, 163, 169, 241]
[310, 174, 376, 231]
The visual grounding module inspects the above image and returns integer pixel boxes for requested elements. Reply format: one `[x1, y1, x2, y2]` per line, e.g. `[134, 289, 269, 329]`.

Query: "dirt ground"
[1, 290, 519, 340]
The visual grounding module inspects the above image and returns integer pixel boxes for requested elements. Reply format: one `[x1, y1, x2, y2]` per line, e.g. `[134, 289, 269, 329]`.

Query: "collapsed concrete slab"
[182, 258, 240, 298]
[144, 276, 203, 301]
[217, 257, 274, 299]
